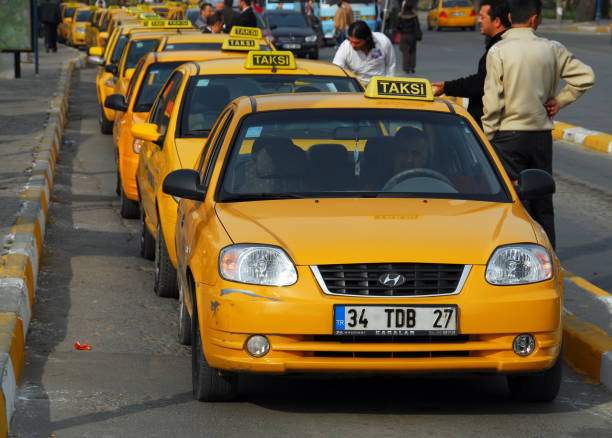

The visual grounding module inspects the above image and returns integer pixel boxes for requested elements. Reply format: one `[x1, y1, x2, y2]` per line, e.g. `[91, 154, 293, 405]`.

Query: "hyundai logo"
[378, 273, 406, 288]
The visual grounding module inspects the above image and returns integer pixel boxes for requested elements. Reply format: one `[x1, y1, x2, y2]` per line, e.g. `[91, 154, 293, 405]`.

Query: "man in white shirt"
[333, 21, 396, 86]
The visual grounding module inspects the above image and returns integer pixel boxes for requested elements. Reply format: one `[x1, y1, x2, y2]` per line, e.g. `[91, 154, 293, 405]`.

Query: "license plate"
[333, 305, 457, 336]
[283, 43, 301, 49]
[452, 12, 464, 16]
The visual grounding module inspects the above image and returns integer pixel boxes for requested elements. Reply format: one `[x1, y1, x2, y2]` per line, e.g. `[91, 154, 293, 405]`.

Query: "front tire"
[192, 304, 238, 401]
[507, 348, 563, 402]
[140, 205, 155, 260]
[99, 104, 113, 134]
[154, 221, 178, 298]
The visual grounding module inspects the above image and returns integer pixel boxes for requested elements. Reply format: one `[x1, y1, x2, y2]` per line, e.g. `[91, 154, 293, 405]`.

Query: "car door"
[139, 71, 184, 233]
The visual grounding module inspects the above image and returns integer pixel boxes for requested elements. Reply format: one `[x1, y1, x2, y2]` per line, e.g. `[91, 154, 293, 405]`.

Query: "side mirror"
[162, 169, 205, 202]
[105, 63, 118, 75]
[104, 94, 128, 112]
[88, 55, 104, 66]
[89, 46, 103, 56]
[125, 68, 136, 82]
[132, 122, 164, 146]
[65, 17, 73, 25]
[99, 31, 109, 40]
[516, 169, 555, 200]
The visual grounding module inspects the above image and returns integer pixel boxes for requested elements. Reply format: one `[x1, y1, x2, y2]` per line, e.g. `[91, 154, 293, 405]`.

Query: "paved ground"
[0, 46, 78, 256]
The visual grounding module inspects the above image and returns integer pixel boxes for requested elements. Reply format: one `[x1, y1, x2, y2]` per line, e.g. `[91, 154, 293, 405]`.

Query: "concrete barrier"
[0, 53, 87, 436]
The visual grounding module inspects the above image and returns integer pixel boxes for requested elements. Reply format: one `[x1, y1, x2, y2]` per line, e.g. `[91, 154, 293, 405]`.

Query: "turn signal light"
[440, 11, 447, 18]
[470, 9, 476, 16]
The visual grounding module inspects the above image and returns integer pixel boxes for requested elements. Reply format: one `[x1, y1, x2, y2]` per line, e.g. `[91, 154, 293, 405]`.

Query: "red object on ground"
[74, 342, 91, 350]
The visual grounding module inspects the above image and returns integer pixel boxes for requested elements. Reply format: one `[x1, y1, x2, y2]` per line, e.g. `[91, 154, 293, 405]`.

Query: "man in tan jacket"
[334, 0, 354, 47]
[482, 0, 594, 248]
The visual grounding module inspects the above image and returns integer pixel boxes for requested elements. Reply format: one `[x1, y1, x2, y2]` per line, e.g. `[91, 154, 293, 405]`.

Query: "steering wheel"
[382, 168, 455, 192]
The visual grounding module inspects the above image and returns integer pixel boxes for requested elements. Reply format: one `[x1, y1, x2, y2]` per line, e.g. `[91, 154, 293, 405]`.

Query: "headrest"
[253, 137, 306, 178]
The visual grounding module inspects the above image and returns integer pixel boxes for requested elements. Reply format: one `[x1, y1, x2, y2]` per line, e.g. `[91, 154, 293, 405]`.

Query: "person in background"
[333, 0, 349, 47]
[216, 1, 224, 11]
[342, 0, 354, 26]
[333, 20, 397, 86]
[203, 11, 224, 33]
[304, 0, 315, 26]
[38, 0, 61, 53]
[482, 0, 595, 249]
[432, 0, 509, 127]
[222, 0, 240, 31]
[237, 0, 257, 27]
[195, 2, 214, 30]
[395, 1, 422, 74]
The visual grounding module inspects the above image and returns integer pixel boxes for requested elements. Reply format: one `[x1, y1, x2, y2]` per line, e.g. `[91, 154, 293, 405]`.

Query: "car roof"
[179, 56, 358, 78]
[140, 49, 245, 66]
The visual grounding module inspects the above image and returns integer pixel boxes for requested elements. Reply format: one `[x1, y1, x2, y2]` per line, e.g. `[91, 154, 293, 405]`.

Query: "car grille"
[278, 36, 305, 43]
[312, 263, 468, 297]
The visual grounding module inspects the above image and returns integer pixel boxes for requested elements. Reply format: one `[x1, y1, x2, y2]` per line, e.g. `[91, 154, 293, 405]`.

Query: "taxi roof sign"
[143, 19, 192, 28]
[229, 26, 262, 39]
[365, 76, 434, 102]
[245, 51, 296, 70]
[221, 38, 260, 51]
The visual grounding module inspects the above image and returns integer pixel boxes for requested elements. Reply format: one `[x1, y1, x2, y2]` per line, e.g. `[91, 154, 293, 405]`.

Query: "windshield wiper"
[220, 193, 306, 202]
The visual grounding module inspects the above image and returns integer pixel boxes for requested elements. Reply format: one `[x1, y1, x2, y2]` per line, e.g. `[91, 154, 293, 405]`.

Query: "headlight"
[485, 244, 552, 285]
[305, 35, 317, 42]
[219, 244, 297, 286]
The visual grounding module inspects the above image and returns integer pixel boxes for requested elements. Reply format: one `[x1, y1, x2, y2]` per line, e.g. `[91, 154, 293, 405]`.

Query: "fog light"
[513, 334, 535, 356]
[246, 335, 270, 358]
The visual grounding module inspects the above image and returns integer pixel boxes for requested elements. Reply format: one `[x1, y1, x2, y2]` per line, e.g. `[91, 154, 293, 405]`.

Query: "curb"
[553, 121, 612, 153]
[539, 23, 611, 33]
[0, 53, 87, 436]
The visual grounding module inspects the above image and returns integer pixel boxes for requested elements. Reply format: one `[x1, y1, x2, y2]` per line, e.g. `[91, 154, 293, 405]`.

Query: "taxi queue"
[87, 9, 563, 405]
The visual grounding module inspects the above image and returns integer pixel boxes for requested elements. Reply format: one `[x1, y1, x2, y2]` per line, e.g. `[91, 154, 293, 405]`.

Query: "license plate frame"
[333, 304, 458, 336]
[452, 12, 465, 16]
[283, 43, 301, 49]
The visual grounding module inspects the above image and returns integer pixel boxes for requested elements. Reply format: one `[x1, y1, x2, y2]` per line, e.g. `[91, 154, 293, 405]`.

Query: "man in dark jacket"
[431, 0, 509, 127]
[38, 0, 61, 52]
[221, 0, 240, 32]
[237, 0, 257, 28]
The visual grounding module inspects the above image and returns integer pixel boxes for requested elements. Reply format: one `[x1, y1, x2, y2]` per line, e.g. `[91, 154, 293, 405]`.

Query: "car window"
[268, 13, 308, 28]
[196, 110, 232, 174]
[202, 111, 234, 187]
[110, 34, 128, 64]
[76, 10, 94, 22]
[126, 59, 146, 103]
[218, 109, 507, 202]
[124, 39, 160, 71]
[442, 0, 471, 7]
[178, 74, 362, 138]
[133, 61, 184, 113]
[150, 71, 183, 136]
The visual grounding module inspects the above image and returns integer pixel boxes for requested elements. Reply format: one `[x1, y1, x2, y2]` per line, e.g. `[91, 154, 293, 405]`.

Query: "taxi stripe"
[0, 53, 87, 437]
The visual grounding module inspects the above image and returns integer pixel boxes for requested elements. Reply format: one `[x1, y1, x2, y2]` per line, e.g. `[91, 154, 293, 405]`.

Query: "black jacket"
[38, 0, 61, 25]
[236, 7, 257, 28]
[444, 29, 507, 126]
[396, 13, 421, 37]
[222, 8, 240, 32]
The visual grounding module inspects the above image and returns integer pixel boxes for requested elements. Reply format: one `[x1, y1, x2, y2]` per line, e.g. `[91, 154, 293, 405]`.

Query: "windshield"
[134, 62, 184, 112]
[218, 109, 506, 202]
[179, 75, 362, 138]
[65, 7, 75, 18]
[125, 39, 159, 70]
[268, 13, 308, 28]
[76, 10, 94, 21]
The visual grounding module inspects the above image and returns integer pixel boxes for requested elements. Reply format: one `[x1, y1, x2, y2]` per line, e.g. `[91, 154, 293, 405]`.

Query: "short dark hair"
[348, 20, 375, 51]
[242, 0, 252, 5]
[207, 10, 224, 25]
[508, 0, 542, 24]
[480, 0, 511, 28]
[201, 2, 213, 11]
[224, 0, 232, 7]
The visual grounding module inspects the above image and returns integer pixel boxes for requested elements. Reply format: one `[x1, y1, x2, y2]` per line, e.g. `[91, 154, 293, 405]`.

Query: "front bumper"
[196, 265, 562, 375]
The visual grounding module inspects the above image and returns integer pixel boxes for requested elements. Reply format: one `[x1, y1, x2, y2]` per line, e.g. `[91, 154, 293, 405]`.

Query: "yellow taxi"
[87, 8, 107, 48]
[58, 2, 78, 44]
[104, 49, 251, 219]
[132, 50, 363, 299]
[156, 27, 275, 53]
[93, 20, 198, 134]
[68, 6, 96, 49]
[161, 76, 562, 402]
[427, 0, 477, 31]
[96, 8, 134, 48]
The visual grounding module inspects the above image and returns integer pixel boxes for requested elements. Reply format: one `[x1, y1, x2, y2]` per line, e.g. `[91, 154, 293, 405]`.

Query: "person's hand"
[544, 98, 559, 119]
[431, 81, 444, 96]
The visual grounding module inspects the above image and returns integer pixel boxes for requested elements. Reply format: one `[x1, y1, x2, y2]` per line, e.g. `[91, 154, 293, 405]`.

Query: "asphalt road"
[9, 64, 612, 437]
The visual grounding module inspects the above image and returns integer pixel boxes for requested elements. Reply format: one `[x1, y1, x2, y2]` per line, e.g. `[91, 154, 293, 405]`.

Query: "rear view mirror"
[105, 63, 118, 75]
[104, 94, 128, 112]
[163, 169, 205, 201]
[516, 169, 555, 200]
[132, 122, 163, 146]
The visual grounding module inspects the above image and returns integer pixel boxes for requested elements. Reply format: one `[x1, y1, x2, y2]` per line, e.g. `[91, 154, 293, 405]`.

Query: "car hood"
[215, 198, 537, 266]
[272, 27, 315, 38]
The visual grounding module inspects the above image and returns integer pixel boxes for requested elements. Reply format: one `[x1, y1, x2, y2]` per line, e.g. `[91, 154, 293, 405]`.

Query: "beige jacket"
[482, 27, 594, 140]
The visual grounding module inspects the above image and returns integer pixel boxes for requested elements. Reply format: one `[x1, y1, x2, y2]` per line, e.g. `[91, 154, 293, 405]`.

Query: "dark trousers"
[43, 22, 58, 51]
[399, 33, 416, 72]
[492, 130, 556, 249]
